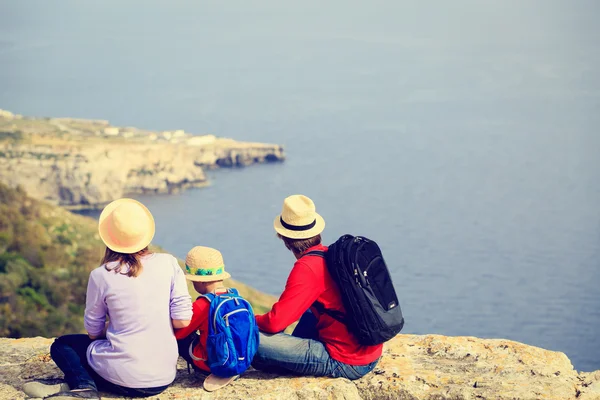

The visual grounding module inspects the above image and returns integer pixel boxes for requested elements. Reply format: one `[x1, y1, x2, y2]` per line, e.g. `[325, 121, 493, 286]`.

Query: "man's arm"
[256, 262, 323, 333]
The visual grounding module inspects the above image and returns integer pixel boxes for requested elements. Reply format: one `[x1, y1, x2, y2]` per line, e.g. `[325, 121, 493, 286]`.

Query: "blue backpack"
[200, 288, 259, 377]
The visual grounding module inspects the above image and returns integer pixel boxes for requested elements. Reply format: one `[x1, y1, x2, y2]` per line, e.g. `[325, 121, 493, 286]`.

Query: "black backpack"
[305, 235, 404, 345]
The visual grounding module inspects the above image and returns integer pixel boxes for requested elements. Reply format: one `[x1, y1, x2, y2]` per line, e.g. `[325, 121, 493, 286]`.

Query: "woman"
[24, 198, 192, 400]
[251, 194, 381, 380]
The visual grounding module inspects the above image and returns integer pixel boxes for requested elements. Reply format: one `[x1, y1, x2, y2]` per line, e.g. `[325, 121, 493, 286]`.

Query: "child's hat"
[184, 246, 231, 282]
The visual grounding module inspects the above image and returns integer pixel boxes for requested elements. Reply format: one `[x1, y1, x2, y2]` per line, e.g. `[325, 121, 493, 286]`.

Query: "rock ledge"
[1, 335, 598, 400]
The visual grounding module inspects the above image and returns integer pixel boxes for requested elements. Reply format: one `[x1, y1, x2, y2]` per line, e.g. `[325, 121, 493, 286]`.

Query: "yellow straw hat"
[184, 246, 231, 282]
[273, 195, 325, 239]
[98, 198, 155, 254]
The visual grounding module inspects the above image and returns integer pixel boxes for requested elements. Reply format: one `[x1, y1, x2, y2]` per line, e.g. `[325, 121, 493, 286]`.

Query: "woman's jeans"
[252, 312, 379, 380]
[50, 334, 169, 397]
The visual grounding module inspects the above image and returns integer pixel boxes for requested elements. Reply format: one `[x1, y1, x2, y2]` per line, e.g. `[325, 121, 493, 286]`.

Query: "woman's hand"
[88, 320, 109, 340]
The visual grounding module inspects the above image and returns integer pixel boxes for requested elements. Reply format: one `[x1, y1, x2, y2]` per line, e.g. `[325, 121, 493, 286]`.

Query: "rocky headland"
[0, 109, 285, 207]
[1, 335, 599, 400]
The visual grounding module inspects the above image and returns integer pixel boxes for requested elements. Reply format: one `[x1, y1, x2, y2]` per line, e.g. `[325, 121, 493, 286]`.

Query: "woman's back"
[24, 198, 191, 399]
[85, 253, 190, 388]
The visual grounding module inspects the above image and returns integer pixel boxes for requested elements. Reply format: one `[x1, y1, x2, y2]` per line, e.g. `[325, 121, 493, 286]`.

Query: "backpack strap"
[303, 250, 326, 258]
[312, 301, 347, 324]
[198, 293, 216, 303]
[303, 251, 348, 324]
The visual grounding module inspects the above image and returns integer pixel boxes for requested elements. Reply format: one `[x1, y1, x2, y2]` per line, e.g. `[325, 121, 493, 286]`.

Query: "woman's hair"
[102, 247, 150, 278]
[277, 233, 322, 255]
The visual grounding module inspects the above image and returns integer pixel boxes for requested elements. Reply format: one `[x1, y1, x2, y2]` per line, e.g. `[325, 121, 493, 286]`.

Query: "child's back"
[174, 246, 258, 391]
[175, 292, 214, 372]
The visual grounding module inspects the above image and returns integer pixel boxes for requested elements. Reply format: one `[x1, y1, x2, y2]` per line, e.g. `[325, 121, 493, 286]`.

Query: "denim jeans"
[252, 312, 379, 380]
[50, 334, 170, 397]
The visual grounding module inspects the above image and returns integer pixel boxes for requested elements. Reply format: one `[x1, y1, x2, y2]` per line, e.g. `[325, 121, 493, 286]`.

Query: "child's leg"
[177, 332, 201, 369]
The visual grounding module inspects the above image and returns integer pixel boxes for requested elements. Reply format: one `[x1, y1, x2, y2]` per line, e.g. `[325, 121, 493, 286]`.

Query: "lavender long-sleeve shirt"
[84, 253, 192, 388]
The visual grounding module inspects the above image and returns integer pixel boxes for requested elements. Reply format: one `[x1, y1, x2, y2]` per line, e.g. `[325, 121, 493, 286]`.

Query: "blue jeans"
[252, 312, 379, 380]
[51, 334, 169, 397]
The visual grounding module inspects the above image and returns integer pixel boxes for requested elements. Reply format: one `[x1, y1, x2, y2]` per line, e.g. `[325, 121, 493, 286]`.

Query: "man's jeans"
[50, 334, 169, 397]
[252, 312, 379, 380]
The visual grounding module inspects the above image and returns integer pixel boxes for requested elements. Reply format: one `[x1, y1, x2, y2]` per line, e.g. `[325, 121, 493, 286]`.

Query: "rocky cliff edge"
[0, 110, 285, 207]
[1, 335, 598, 400]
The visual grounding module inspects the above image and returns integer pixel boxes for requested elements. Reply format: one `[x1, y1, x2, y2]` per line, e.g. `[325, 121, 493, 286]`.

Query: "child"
[175, 246, 237, 391]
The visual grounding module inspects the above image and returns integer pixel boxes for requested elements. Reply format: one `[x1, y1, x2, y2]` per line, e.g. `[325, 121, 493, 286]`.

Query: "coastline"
[62, 181, 213, 211]
[0, 109, 285, 208]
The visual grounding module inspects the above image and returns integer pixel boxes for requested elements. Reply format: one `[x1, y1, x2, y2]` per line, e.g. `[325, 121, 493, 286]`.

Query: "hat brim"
[98, 198, 155, 254]
[185, 271, 232, 282]
[273, 213, 325, 239]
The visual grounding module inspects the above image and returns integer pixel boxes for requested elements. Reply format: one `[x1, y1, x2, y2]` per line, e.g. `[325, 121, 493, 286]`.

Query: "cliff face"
[0, 111, 285, 207]
[1, 335, 598, 400]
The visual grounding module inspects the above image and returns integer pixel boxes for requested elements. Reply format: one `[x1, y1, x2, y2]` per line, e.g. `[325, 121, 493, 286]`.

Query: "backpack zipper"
[353, 241, 369, 287]
[213, 298, 235, 330]
[213, 297, 254, 329]
[365, 256, 382, 273]
[223, 308, 250, 327]
[221, 341, 230, 366]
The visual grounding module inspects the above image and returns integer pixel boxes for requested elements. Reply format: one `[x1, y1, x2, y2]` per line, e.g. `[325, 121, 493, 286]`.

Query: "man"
[252, 195, 381, 380]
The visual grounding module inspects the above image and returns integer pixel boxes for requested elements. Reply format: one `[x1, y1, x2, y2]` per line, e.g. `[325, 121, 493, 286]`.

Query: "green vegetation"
[0, 183, 277, 338]
[0, 183, 101, 337]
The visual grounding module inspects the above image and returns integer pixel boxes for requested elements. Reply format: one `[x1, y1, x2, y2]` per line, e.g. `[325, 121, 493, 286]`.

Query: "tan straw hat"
[273, 195, 325, 239]
[184, 246, 231, 282]
[98, 198, 155, 254]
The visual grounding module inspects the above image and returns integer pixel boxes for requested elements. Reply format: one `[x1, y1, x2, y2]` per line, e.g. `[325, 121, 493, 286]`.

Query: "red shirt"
[255, 244, 383, 365]
[174, 297, 211, 372]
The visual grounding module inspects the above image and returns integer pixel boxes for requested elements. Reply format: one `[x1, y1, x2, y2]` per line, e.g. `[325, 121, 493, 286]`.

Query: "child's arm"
[174, 299, 209, 339]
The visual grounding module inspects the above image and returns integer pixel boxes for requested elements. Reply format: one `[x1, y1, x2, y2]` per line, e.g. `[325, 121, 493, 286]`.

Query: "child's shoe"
[203, 374, 238, 391]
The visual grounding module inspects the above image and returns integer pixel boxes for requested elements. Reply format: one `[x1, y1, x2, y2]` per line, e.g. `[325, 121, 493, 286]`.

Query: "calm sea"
[1, 0, 599, 371]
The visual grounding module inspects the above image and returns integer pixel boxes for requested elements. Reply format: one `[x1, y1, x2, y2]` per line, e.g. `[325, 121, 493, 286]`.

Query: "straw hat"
[185, 246, 231, 282]
[273, 195, 325, 239]
[98, 198, 155, 254]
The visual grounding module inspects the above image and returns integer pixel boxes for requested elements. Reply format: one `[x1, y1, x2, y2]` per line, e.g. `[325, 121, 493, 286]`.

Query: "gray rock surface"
[1, 335, 597, 400]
